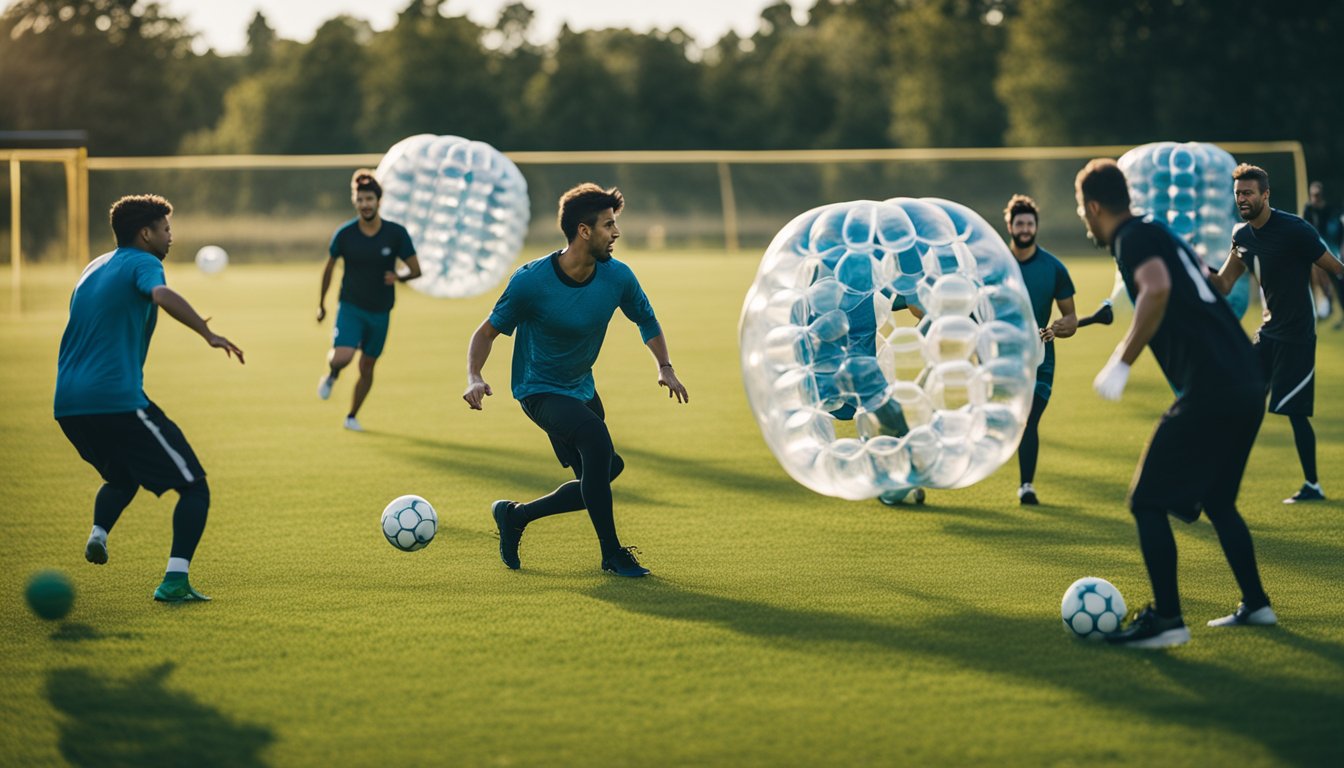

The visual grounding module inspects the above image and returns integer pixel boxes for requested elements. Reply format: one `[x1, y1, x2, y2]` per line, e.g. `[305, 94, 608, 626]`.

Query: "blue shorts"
[333, 303, 391, 358]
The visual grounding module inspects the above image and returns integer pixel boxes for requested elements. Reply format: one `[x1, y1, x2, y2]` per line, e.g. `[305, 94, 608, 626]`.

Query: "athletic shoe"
[153, 577, 211, 603]
[602, 546, 650, 578]
[1105, 605, 1189, 648]
[343, 416, 363, 432]
[492, 500, 523, 570]
[878, 487, 926, 506]
[1018, 483, 1039, 506]
[85, 535, 108, 565]
[1207, 602, 1278, 627]
[1284, 482, 1325, 504]
[317, 375, 334, 400]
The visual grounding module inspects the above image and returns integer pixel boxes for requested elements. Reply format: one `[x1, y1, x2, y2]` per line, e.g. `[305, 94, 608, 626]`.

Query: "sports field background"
[1, 253, 1341, 766]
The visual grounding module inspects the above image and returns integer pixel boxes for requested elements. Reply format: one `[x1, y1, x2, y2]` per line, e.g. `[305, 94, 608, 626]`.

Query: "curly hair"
[109, 194, 173, 246]
[1232, 163, 1269, 192]
[1003, 194, 1040, 225]
[558, 183, 624, 241]
[351, 169, 382, 199]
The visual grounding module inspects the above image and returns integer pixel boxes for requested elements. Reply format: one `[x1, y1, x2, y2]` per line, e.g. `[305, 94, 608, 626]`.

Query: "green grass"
[1, 252, 1342, 767]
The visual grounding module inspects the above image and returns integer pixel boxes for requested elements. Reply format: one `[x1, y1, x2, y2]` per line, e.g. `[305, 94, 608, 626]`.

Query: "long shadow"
[370, 432, 666, 507]
[47, 662, 274, 767]
[587, 579, 1343, 767]
[49, 623, 141, 643]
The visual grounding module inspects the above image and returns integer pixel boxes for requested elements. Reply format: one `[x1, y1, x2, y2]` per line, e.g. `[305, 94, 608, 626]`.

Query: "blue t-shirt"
[1015, 245, 1075, 379]
[54, 248, 166, 417]
[488, 251, 662, 401]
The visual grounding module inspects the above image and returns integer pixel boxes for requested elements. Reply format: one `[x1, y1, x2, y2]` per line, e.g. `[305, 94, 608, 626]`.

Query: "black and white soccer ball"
[380, 495, 438, 552]
[1061, 577, 1127, 640]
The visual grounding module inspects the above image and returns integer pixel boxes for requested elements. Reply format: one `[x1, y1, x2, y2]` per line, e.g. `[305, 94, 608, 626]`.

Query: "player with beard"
[316, 170, 421, 431]
[1208, 165, 1344, 503]
[1003, 195, 1077, 505]
[463, 183, 689, 577]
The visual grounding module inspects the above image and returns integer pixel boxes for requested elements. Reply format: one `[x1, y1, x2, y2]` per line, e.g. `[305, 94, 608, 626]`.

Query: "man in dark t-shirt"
[1076, 158, 1274, 648]
[1302, 181, 1344, 327]
[316, 170, 420, 431]
[1209, 165, 1344, 503]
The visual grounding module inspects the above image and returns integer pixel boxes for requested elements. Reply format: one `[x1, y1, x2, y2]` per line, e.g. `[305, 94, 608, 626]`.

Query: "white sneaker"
[85, 534, 108, 565]
[1207, 603, 1277, 627]
[1018, 483, 1039, 505]
[343, 416, 363, 432]
[317, 375, 334, 400]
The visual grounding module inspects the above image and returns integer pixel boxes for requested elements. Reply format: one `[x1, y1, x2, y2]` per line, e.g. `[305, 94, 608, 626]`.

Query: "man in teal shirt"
[55, 194, 244, 602]
[463, 183, 689, 577]
[1004, 195, 1077, 505]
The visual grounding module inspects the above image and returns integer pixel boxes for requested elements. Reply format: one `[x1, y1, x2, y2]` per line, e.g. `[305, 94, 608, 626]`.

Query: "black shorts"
[1256, 334, 1315, 416]
[1129, 388, 1263, 522]
[57, 401, 205, 496]
[519, 391, 619, 478]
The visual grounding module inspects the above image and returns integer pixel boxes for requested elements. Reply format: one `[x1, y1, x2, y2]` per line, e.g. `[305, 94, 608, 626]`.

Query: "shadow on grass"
[49, 623, 141, 643]
[587, 578, 1344, 768]
[47, 662, 273, 768]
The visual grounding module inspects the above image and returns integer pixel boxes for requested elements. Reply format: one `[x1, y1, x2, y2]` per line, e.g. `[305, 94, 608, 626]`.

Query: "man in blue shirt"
[463, 184, 689, 577]
[1003, 195, 1077, 506]
[1208, 165, 1344, 503]
[55, 194, 244, 603]
[316, 170, 420, 432]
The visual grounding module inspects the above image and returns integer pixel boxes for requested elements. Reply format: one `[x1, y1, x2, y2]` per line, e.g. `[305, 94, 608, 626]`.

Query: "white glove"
[1093, 354, 1131, 401]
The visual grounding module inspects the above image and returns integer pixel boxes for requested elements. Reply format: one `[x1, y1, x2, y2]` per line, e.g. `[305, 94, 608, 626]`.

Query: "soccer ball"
[25, 570, 75, 621]
[1061, 577, 1127, 640]
[195, 245, 228, 274]
[380, 495, 438, 551]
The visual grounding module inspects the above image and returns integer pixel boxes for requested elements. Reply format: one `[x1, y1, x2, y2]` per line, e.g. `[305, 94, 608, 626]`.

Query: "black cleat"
[1018, 483, 1039, 506]
[492, 500, 523, 570]
[1106, 605, 1189, 648]
[1284, 482, 1325, 504]
[601, 546, 650, 578]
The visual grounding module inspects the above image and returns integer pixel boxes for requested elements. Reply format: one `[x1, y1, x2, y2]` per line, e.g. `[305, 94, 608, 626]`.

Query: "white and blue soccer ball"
[380, 495, 438, 552]
[1061, 577, 1127, 640]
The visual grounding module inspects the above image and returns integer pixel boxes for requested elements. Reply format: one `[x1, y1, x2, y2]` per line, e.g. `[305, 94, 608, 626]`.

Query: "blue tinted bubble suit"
[375, 134, 530, 298]
[739, 199, 1042, 500]
[1114, 142, 1251, 317]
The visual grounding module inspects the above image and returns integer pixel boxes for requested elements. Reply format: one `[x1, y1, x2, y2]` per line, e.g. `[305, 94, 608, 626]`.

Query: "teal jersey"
[54, 248, 166, 417]
[329, 218, 415, 313]
[488, 251, 662, 402]
[1015, 246, 1075, 376]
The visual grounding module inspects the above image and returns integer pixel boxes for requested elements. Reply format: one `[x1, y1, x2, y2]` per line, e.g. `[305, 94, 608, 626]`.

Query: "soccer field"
[1, 253, 1342, 767]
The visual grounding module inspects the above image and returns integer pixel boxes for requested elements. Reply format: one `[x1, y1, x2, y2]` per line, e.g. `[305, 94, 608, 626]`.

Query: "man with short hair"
[316, 169, 421, 431]
[56, 194, 244, 602]
[1078, 158, 1274, 648]
[1208, 165, 1344, 503]
[1003, 194, 1077, 506]
[464, 183, 689, 577]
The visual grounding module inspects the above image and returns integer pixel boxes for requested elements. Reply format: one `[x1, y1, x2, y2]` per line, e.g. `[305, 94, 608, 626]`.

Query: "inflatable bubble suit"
[1115, 141, 1251, 317]
[739, 199, 1043, 501]
[374, 134, 530, 299]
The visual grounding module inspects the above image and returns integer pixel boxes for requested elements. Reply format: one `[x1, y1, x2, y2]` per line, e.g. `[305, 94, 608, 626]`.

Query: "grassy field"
[1, 252, 1342, 767]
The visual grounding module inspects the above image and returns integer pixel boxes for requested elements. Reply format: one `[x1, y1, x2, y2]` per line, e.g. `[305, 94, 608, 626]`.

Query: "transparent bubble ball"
[375, 134, 530, 299]
[1115, 141, 1250, 317]
[739, 198, 1042, 501]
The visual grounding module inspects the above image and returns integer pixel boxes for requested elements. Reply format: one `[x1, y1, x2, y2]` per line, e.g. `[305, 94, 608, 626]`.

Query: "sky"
[133, 0, 809, 54]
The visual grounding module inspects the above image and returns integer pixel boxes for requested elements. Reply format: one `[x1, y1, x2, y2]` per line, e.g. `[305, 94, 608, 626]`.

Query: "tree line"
[2, 0, 1341, 190]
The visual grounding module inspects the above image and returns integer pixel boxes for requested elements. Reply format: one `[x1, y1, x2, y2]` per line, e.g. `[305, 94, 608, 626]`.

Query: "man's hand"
[317, 305, 327, 322]
[463, 380, 492, 410]
[207, 333, 245, 365]
[1093, 353, 1130, 401]
[658, 366, 689, 404]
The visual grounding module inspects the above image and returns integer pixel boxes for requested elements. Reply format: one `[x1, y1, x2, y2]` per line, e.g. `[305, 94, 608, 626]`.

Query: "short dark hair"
[351, 169, 382, 199]
[558, 183, 624, 241]
[1003, 194, 1039, 225]
[110, 194, 173, 246]
[1075, 159, 1131, 214]
[1232, 163, 1269, 192]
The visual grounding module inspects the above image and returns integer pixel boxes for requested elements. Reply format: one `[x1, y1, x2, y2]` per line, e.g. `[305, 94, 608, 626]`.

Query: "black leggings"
[1131, 501, 1268, 619]
[1018, 394, 1048, 485]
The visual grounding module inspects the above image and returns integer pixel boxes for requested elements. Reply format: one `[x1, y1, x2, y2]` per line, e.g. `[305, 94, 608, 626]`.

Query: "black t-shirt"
[328, 218, 416, 313]
[1231, 209, 1326, 342]
[1112, 216, 1260, 397]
